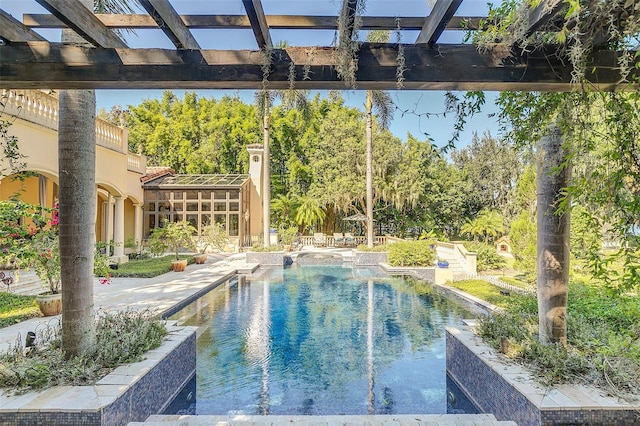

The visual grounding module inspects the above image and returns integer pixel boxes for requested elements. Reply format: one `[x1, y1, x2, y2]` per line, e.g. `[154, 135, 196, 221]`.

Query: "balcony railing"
[127, 153, 146, 174]
[2, 89, 127, 154]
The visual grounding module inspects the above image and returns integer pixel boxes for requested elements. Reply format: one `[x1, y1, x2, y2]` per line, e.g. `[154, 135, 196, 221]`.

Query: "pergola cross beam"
[1, 42, 636, 92]
[22, 13, 483, 32]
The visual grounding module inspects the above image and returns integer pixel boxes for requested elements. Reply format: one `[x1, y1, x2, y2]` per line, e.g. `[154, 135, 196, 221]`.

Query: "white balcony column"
[105, 194, 114, 257]
[113, 196, 125, 260]
[134, 202, 143, 248]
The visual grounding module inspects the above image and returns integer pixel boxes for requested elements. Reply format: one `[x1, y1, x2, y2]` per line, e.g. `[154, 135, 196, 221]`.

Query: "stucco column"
[105, 194, 114, 257]
[134, 202, 143, 249]
[113, 196, 125, 259]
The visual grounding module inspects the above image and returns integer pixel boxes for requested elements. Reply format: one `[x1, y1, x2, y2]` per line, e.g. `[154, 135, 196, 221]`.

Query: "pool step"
[129, 414, 517, 425]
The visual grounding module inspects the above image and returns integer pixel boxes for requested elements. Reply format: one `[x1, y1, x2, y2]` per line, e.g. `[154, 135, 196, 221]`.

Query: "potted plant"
[149, 220, 197, 271]
[279, 225, 299, 251]
[29, 230, 63, 315]
[436, 258, 449, 268]
[195, 223, 228, 264]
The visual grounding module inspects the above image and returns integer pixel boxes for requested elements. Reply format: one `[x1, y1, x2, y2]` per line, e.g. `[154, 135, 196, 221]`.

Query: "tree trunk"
[365, 91, 374, 248]
[59, 0, 97, 358]
[536, 124, 570, 346]
[263, 108, 271, 247]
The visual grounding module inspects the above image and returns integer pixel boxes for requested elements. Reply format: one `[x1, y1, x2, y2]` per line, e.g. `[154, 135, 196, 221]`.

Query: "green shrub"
[0, 309, 167, 393]
[356, 244, 388, 252]
[464, 241, 506, 271]
[250, 243, 284, 252]
[472, 280, 640, 394]
[387, 240, 435, 266]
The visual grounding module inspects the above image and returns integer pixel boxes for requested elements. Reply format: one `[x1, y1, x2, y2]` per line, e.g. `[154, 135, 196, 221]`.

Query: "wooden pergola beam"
[0, 10, 46, 43]
[524, 0, 565, 37]
[1, 42, 635, 92]
[137, 0, 200, 49]
[242, 0, 272, 50]
[23, 13, 483, 31]
[34, 0, 127, 48]
[416, 0, 463, 45]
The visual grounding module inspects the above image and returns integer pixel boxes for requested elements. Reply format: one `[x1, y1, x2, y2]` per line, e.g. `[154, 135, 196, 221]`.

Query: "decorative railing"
[1, 89, 128, 154]
[127, 153, 146, 174]
[95, 118, 125, 153]
[1, 89, 58, 129]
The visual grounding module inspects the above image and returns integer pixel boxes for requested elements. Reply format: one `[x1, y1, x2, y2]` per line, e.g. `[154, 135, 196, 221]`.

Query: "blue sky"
[1, 0, 502, 148]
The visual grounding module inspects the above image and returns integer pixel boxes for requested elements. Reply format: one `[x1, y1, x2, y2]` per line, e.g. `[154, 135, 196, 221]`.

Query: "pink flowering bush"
[0, 199, 111, 293]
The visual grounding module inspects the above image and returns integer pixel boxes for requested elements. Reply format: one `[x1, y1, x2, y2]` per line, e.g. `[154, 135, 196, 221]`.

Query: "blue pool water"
[168, 264, 477, 415]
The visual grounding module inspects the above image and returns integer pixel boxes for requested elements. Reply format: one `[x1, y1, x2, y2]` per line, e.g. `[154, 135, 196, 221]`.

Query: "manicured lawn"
[109, 254, 195, 278]
[448, 279, 535, 309]
[0, 293, 40, 328]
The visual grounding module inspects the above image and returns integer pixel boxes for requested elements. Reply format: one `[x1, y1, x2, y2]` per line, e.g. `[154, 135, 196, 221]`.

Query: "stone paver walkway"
[0, 252, 248, 352]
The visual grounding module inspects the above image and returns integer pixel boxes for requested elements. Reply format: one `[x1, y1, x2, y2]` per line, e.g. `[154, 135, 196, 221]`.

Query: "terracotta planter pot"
[194, 254, 208, 264]
[36, 293, 62, 316]
[171, 259, 188, 272]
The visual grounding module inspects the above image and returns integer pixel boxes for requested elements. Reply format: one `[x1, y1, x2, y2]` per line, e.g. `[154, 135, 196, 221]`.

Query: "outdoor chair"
[344, 232, 356, 247]
[313, 232, 326, 247]
[333, 232, 345, 247]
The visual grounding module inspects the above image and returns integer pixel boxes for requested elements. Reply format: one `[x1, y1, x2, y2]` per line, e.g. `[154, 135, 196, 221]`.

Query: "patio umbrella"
[343, 213, 371, 222]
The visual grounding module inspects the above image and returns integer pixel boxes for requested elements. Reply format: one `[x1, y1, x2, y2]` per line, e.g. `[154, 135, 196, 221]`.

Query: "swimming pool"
[168, 264, 478, 415]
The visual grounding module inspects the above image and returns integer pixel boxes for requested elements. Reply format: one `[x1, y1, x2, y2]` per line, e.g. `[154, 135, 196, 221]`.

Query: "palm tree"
[364, 31, 394, 248]
[295, 194, 326, 235]
[536, 124, 570, 345]
[271, 193, 298, 229]
[255, 45, 309, 247]
[58, 0, 134, 358]
[476, 209, 505, 243]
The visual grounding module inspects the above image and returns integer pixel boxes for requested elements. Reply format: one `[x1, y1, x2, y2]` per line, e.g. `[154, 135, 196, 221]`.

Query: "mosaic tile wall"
[103, 331, 196, 425]
[446, 331, 540, 426]
[246, 251, 286, 266]
[353, 251, 388, 266]
[0, 412, 101, 426]
[446, 330, 640, 426]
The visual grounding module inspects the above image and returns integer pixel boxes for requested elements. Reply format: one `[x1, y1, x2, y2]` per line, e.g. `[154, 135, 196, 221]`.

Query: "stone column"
[134, 202, 143, 249]
[105, 194, 114, 257]
[113, 196, 125, 260]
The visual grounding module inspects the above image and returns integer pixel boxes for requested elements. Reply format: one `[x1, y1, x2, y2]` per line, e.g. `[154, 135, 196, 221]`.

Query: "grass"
[109, 254, 195, 278]
[0, 254, 197, 329]
[448, 279, 537, 309]
[0, 293, 40, 328]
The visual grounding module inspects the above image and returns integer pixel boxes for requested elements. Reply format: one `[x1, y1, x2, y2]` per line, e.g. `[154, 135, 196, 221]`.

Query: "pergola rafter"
[33, 0, 127, 48]
[137, 0, 200, 50]
[0, 10, 47, 43]
[0, 0, 636, 91]
[416, 0, 463, 45]
[242, 0, 272, 50]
